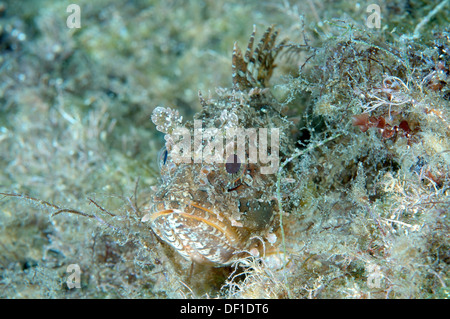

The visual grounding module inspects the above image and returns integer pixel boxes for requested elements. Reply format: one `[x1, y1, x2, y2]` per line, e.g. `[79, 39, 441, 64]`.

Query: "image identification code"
[180, 303, 269, 316]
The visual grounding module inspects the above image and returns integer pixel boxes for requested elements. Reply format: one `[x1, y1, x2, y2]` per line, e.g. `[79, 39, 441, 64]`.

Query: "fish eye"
[224, 154, 247, 191]
[225, 154, 241, 174]
[157, 146, 168, 171]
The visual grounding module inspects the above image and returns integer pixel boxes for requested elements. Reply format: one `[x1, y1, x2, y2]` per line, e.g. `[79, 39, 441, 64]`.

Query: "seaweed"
[0, 0, 448, 299]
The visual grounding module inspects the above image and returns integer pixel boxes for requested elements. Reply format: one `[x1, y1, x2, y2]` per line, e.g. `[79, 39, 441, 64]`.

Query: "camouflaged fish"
[144, 25, 292, 266]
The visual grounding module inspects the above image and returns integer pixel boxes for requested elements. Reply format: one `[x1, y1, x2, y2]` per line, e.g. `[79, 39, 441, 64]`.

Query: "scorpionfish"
[145, 25, 292, 266]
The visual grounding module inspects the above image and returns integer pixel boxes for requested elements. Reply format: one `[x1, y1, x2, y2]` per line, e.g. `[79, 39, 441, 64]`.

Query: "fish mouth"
[143, 202, 249, 265]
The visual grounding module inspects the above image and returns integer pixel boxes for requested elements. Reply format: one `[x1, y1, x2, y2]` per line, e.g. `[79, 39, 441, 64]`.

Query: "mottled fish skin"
[147, 25, 292, 266]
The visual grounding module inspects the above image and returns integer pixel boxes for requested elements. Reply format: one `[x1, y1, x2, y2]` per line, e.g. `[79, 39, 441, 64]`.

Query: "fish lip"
[144, 203, 251, 265]
[149, 206, 241, 245]
[144, 208, 184, 222]
[141, 208, 182, 223]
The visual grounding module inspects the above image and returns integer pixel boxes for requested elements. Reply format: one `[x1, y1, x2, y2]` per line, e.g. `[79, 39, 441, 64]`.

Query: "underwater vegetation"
[0, 0, 449, 298]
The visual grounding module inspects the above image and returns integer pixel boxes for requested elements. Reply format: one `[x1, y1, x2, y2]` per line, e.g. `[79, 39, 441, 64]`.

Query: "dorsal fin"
[232, 25, 286, 90]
